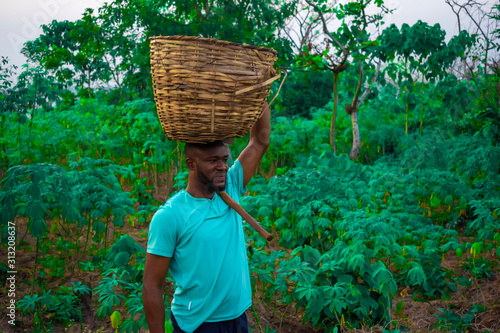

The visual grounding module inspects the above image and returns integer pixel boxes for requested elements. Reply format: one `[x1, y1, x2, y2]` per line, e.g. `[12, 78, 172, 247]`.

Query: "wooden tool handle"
[218, 191, 273, 241]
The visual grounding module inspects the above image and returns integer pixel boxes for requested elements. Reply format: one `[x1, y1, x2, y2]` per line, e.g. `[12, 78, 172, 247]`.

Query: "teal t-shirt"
[147, 159, 252, 333]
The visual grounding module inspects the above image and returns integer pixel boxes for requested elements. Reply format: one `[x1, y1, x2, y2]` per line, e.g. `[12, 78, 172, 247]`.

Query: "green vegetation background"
[1, 0, 500, 332]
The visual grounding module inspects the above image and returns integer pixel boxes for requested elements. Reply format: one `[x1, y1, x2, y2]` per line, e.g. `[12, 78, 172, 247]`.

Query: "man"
[143, 101, 271, 333]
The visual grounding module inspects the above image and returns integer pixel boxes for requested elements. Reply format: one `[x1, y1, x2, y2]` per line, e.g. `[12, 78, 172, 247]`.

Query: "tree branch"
[305, 0, 347, 55]
[352, 60, 364, 107]
[445, 0, 462, 32]
[454, 0, 488, 40]
[204, 0, 211, 19]
[357, 60, 381, 108]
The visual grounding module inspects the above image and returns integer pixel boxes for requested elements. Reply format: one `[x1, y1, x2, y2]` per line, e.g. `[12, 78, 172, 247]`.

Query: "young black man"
[143, 101, 271, 333]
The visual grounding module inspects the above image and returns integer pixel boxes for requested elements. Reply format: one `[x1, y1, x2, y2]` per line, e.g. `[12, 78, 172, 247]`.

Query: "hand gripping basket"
[149, 35, 280, 143]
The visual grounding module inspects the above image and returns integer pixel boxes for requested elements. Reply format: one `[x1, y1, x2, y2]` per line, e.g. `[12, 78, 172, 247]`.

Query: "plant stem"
[32, 237, 40, 294]
[84, 216, 92, 255]
[18, 119, 21, 162]
[251, 304, 264, 333]
[104, 216, 109, 253]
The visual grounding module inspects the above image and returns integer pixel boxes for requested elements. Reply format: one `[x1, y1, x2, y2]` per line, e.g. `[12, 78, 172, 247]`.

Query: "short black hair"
[184, 140, 226, 159]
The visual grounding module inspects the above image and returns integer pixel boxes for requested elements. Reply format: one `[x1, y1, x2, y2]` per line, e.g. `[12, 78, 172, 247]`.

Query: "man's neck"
[186, 183, 216, 199]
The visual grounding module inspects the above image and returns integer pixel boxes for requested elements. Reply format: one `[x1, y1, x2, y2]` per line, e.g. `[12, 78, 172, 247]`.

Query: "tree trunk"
[349, 107, 360, 159]
[348, 60, 364, 160]
[18, 120, 21, 161]
[330, 72, 339, 154]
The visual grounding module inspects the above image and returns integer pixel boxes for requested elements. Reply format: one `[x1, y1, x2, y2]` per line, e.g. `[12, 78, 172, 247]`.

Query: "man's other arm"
[143, 253, 171, 333]
[238, 101, 270, 188]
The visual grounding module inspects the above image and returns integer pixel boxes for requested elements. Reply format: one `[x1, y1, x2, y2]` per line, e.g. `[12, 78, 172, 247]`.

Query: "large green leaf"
[114, 251, 132, 267]
[302, 246, 321, 268]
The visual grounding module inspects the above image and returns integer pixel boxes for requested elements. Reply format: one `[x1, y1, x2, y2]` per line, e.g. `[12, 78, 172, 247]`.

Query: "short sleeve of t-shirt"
[228, 159, 247, 197]
[147, 204, 178, 257]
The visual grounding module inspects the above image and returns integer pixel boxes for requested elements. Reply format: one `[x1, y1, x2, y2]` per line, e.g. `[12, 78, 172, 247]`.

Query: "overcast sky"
[0, 0, 473, 71]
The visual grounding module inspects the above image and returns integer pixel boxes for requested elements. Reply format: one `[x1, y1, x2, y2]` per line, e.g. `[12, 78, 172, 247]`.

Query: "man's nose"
[215, 160, 227, 170]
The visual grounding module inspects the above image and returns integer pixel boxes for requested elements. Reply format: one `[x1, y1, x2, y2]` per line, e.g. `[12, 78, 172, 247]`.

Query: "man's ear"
[186, 157, 196, 171]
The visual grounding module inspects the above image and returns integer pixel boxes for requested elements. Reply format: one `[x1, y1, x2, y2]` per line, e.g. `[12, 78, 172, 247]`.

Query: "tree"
[445, 0, 500, 125]
[377, 21, 476, 135]
[22, 9, 109, 97]
[446, 0, 499, 76]
[99, 0, 297, 92]
[301, 0, 389, 158]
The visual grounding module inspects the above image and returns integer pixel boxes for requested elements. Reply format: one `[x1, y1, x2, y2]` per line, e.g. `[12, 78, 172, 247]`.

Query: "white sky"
[1, 0, 103, 70]
[0, 0, 474, 72]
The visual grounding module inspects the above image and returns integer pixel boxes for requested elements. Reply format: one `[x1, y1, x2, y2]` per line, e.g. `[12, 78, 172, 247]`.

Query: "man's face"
[189, 144, 230, 192]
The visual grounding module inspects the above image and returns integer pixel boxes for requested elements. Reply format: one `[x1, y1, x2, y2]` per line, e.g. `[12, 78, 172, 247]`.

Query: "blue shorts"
[171, 311, 249, 333]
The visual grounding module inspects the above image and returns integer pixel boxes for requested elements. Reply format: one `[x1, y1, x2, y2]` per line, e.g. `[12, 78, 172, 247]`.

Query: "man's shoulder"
[227, 159, 242, 181]
[164, 190, 189, 207]
[152, 191, 188, 221]
[229, 159, 242, 173]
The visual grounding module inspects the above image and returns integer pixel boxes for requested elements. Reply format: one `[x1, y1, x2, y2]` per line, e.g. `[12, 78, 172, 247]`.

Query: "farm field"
[1, 0, 500, 332]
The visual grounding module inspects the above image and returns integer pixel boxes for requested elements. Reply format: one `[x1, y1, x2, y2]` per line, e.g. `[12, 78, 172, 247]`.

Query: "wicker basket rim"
[148, 35, 278, 56]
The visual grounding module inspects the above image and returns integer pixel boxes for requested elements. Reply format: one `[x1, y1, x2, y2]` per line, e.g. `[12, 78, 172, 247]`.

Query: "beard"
[197, 169, 226, 193]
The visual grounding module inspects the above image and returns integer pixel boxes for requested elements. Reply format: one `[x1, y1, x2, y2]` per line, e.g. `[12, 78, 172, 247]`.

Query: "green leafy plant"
[17, 282, 91, 328]
[433, 305, 486, 332]
[93, 235, 149, 332]
[462, 257, 493, 279]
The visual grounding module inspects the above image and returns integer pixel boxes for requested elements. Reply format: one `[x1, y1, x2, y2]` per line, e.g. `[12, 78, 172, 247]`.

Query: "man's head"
[184, 141, 230, 193]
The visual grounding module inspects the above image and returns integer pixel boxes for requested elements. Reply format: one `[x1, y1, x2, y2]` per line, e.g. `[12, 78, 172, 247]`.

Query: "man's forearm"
[239, 100, 271, 186]
[144, 286, 166, 333]
[250, 101, 271, 147]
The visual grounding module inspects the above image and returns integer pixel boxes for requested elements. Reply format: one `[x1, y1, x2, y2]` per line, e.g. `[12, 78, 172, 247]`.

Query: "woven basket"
[149, 35, 280, 143]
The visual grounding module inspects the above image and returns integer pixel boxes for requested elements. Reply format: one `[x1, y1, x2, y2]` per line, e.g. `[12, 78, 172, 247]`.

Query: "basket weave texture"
[149, 35, 279, 143]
